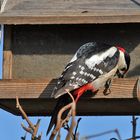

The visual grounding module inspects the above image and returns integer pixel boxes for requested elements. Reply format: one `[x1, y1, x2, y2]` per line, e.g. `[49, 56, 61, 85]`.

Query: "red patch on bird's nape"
[116, 45, 125, 53]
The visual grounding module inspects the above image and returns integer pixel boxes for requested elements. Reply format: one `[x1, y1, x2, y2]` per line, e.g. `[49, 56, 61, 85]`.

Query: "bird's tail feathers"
[52, 85, 75, 99]
[46, 94, 71, 135]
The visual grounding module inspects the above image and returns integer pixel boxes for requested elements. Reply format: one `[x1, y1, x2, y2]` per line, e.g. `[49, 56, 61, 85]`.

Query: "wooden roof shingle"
[1, 0, 140, 24]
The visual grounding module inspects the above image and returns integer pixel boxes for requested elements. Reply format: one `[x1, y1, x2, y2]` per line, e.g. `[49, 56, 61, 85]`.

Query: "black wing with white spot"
[52, 42, 120, 98]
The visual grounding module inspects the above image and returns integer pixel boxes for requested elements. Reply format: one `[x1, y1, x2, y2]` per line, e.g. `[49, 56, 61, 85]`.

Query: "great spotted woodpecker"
[47, 42, 130, 135]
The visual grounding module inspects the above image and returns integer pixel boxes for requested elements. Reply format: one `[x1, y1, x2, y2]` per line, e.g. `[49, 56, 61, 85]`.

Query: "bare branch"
[65, 89, 76, 140]
[74, 118, 82, 140]
[82, 129, 121, 140]
[131, 116, 138, 139]
[16, 96, 35, 130]
[16, 96, 42, 140]
[126, 136, 140, 140]
[114, 129, 122, 140]
[21, 132, 27, 140]
[63, 118, 81, 140]
[32, 119, 41, 138]
[56, 130, 61, 140]
[49, 89, 77, 140]
[65, 103, 76, 140]
[21, 123, 32, 134]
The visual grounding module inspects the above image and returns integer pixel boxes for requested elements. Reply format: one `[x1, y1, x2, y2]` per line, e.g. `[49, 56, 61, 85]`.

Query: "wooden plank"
[2, 25, 12, 79]
[0, 0, 140, 24]
[3, 51, 12, 79]
[0, 78, 140, 116]
[0, 78, 138, 99]
[0, 13, 140, 25]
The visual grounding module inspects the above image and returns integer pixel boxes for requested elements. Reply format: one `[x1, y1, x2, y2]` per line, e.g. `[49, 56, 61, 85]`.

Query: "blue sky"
[0, 25, 139, 140]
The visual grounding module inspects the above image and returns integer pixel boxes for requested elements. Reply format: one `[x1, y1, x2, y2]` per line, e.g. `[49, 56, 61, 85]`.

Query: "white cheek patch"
[118, 51, 127, 69]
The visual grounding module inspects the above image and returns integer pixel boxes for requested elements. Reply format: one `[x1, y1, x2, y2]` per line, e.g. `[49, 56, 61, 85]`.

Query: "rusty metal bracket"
[136, 77, 140, 101]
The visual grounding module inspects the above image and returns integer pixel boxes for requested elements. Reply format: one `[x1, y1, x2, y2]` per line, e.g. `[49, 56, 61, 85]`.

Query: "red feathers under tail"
[73, 83, 95, 102]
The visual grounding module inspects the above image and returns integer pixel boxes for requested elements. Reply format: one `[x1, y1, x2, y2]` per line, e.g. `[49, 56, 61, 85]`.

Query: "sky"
[0, 24, 140, 140]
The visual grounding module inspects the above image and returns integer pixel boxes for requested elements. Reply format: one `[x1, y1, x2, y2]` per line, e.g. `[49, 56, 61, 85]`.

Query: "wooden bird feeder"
[0, 0, 140, 116]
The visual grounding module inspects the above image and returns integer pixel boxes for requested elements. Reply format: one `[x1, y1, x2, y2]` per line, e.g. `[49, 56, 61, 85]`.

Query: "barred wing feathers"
[52, 42, 119, 98]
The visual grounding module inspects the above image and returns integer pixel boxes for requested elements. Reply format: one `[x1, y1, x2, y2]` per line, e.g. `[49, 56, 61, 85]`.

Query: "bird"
[47, 42, 131, 135]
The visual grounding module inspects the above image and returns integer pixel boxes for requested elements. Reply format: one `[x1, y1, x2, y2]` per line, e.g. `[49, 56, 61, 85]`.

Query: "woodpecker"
[47, 42, 130, 135]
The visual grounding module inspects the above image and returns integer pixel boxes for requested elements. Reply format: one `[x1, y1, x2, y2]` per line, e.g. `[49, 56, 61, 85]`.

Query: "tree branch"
[74, 118, 82, 140]
[131, 116, 138, 140]
[16, 96, 42, 140]
[49, 89, 77, 140]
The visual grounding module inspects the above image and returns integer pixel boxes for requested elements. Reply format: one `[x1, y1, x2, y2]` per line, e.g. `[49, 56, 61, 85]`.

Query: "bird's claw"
[103, 79, 112, 95]
[103, 88, 111, 95]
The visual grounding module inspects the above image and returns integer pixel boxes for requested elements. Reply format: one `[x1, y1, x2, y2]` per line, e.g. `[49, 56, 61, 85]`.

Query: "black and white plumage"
[47, 42, 130, 135]
[51, 42, 127, 98]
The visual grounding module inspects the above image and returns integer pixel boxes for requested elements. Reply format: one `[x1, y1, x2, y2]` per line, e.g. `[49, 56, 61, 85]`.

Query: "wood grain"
[2, 26, 12, 79]
[0, 78, 140, 116]
[3, 51, 12, 79]
[0, 0, 140, 24]
[0, 78, 138, 99]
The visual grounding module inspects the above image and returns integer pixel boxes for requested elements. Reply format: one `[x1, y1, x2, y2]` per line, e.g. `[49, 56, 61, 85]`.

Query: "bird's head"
[116, 46, 131, 78]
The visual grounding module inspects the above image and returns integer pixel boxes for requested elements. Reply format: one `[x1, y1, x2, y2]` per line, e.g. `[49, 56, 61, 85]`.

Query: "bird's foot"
[103, 79, 112, 95]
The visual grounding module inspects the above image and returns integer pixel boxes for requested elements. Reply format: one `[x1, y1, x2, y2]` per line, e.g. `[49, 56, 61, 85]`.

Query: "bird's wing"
[52, 42, 120, 98]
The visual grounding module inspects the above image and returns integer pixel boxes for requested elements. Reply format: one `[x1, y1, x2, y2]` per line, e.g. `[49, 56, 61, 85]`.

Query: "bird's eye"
[120, 68, 126, 71]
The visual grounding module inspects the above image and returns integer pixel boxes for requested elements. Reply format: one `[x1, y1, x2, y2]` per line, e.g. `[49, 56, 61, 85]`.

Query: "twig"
[64, 118, 82, 140]
[74, 118, 82, 140]
[64, 118, 81, 140]
[21, 132, 27, 140]
[126, 136, 140, 140]
[56, 130, 61, 140]
[49, 102, 73, 140]
[49, 89, 77, 140]
[16, 97, 35, 130]
[131, 116, 138, 140]
[16, 96, 42, 140]
[115, 129, 122, 140]
[82, 129, 121, 140]
[65, 89, 76, 140]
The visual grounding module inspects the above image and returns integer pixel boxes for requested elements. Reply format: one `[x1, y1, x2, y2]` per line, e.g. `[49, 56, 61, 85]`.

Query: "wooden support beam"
[0, 78, 140, 116]
[2, 25, 13, 79]
[3, 51, 12, 79]
[0, 78, 138, 99]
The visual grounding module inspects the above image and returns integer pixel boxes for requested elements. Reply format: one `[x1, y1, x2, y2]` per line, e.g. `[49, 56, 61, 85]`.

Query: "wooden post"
[2, 25, 13, 79]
